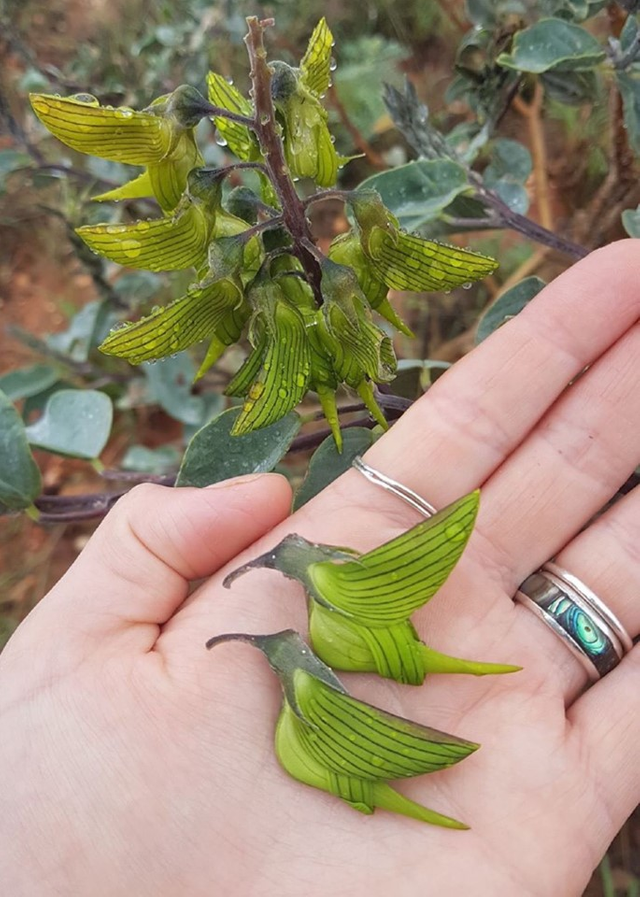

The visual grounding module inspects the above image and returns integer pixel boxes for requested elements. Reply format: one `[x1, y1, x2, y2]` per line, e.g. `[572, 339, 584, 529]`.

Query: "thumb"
[19, 474, 292, 647]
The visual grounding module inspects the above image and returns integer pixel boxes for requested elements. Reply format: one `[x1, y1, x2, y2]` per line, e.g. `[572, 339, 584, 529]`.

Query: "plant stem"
[244, 17, 323, 304]
[513, 83, 553, 231]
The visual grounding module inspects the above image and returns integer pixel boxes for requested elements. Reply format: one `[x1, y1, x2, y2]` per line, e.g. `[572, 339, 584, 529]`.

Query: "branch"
[244, 17, 323, 304]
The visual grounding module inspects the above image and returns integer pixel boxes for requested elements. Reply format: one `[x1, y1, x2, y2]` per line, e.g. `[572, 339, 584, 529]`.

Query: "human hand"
[2, 241, 640, 897]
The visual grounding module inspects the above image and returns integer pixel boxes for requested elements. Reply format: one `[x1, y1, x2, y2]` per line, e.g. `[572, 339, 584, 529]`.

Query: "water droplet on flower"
[115, 107, 134, 119]
[105, 224, 126, 234]
[329, 57, 337, 72]
[226, 76, 234, 85]
[462, 282, 473, 290]
[215, 135, 228, 147]
[71, 93, 99, 105]
[121, 239, 142, 259]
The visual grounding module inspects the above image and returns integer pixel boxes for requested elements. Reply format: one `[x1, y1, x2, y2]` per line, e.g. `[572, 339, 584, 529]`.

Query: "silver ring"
[351, 456, 437, 518]
[515, 564, 632, 681]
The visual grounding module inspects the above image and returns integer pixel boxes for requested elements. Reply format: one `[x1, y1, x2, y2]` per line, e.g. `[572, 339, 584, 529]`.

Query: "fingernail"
[205, 473, 267, 489]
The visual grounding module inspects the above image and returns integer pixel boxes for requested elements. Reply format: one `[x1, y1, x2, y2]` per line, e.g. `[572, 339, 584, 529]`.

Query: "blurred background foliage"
[1, 2, 640, 890]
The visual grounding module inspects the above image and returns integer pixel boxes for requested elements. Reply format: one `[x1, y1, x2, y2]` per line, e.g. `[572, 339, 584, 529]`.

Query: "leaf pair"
[225, 491, 520, 685]
[30, 86, 209, 211]
[207, 629, 478, 829]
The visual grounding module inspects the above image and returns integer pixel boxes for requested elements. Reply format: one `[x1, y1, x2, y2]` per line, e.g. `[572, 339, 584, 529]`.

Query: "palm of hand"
[2, 242, 640, 897]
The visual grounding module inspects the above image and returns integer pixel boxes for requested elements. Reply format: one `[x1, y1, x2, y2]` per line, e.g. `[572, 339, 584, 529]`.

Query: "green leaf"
[540, 69, 599, 105]
[359, 160, 472, 230]
[0, 389, 42, 512]
[142, 356, 205, 426]
[47, 300, 106, 363]
[24, 389, 113, 459]
[476, 276, 546, 343]
[0, 364, 59, 401]
[121, 444, 182, 474]
[176, 407, 301, 487]
[622, 205, 640, 237]
[486, 138, 532, 184]
[617, 69, 640, 154]
[293, 428, 376, 511]
[0, 149, 33, 194]
[497, 19, 606, 73]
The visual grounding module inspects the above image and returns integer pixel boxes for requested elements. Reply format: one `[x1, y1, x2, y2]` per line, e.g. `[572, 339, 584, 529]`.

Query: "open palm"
[2, 241, 640, 897]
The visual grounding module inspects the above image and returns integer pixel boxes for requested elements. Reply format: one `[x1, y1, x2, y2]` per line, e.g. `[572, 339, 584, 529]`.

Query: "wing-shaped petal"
[76, 203, 209, 271]
[232, 298, 311, 434]
[206, 72, 258, 161]
[99, 280, 241, 364]
[300, 18, 334, 98]
[92, 169, 153, 203]
[294, 669, 478, 780]
[368, 228, 498, 292]
[308, 490, 479, 625]
[30, 94, 171, 164]
[148, 131, 204, 211]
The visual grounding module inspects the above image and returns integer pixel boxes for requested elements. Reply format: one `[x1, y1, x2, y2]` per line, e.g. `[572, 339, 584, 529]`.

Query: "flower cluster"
[30, 18, 497, 448]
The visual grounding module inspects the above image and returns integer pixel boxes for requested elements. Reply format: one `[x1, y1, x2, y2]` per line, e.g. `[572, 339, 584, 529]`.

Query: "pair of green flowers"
[209, 489, 520, 829]
[29, 17, 498, 448]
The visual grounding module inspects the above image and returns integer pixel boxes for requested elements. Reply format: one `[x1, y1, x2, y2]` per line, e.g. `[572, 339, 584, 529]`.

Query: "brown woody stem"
[244, 17, 323, 303]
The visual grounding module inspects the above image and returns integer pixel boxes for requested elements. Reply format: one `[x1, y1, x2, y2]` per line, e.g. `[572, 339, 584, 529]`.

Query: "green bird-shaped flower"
[30, 85, 210, 211]
[348, 189, 499, 292]
[225, 491, 521, 685]
[269, 19, 349, 187]
[206, 628, 478, 828]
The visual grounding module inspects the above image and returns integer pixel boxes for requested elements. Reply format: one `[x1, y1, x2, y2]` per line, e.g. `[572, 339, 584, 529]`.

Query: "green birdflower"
[268, 19, 350, 187]
[207, 628, 478, 828]
[348, 189, 499, 292]
[30, 86, 210, 211]
[225, 276, 311, 435]
[225, 491, 521, 685]
[99, 233, 252, 367]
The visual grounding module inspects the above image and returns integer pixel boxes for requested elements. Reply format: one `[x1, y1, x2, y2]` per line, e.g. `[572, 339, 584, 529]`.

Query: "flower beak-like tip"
[222, 548, 282, 589]
[205, 631, 257, 651]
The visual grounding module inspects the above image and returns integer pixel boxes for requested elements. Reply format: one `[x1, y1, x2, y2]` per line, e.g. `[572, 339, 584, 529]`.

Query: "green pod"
[207, 629, 477, 828]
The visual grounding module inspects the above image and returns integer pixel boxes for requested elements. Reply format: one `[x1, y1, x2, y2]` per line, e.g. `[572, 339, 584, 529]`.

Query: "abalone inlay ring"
[515, 564, 632, 682]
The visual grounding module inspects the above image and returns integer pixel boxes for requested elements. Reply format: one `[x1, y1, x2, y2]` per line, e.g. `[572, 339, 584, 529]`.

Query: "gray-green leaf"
[25, 389, 113, 459]
[0, 364, 59, 401]
[616, 69, 640, 154]
[359, 160, 472, 230]
[476, 276, 546, 343]
[176, 408, 301, 488]
[622, 205, 640, 237]
[497, 19, 606, 73]
[293, 428, 376, 511]
[0, 389, 42, 511]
